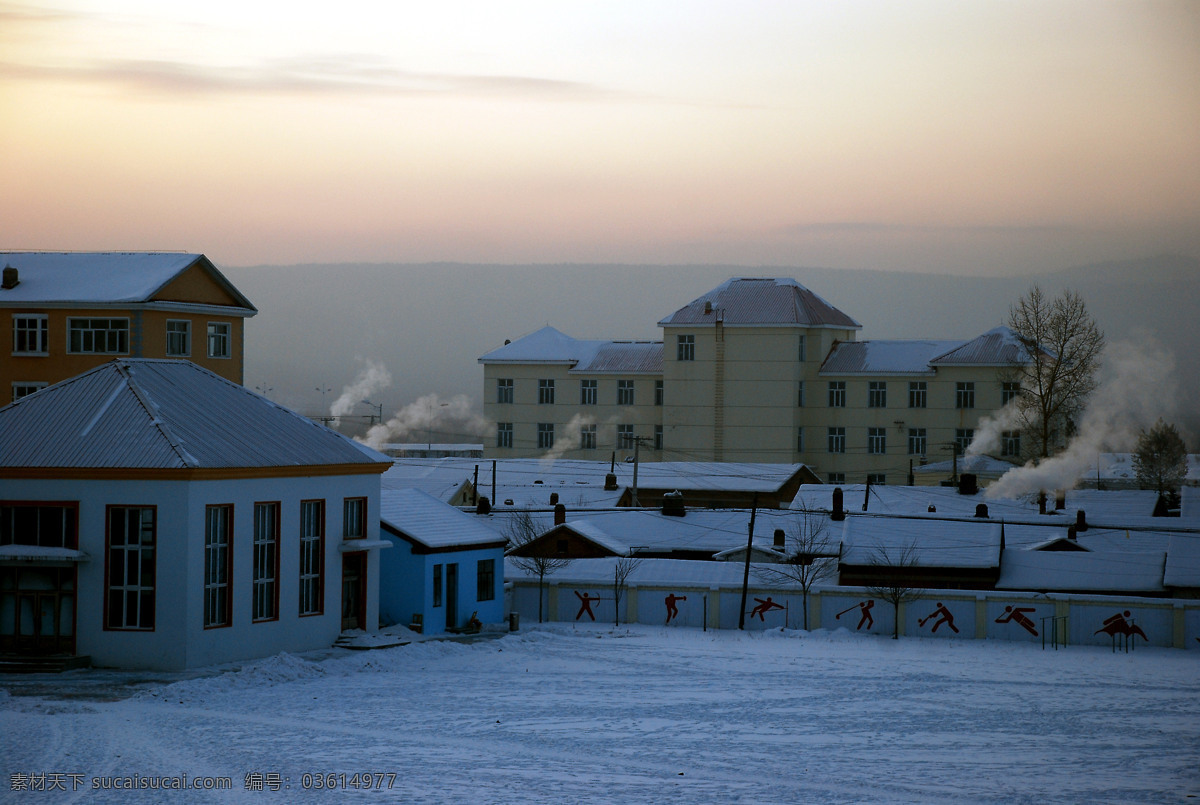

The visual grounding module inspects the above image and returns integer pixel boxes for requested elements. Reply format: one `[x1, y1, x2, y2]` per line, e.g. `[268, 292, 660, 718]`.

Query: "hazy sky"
[3, 1, 1198, 274]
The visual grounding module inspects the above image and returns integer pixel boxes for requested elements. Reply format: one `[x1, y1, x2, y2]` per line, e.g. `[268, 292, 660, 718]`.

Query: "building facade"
[1, 252, 256, 402]
[480, 278, 1027, 483]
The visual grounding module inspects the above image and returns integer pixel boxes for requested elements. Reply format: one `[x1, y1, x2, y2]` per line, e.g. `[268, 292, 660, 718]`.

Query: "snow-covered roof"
[0, 251, 255, 311]
[996, 549, 1166, 592]
[504, 555, 799, 588]
[478, 326, 604, 365]
[839, 516, 1003, 568]
[792, 484, 1031, 520]
[381, 462, 476, 502]
[913, 455, 1018, 477]
[658, 278, 861, 329]
[570, 341, 663, 374]
[929, 326, 1030, 366]
[1164, 533, 1200, 588]
[819, 339, 962, 376]
[380, 488, 507, 551]
[0, 359, 390, 472]
[620, 462, 809, 494]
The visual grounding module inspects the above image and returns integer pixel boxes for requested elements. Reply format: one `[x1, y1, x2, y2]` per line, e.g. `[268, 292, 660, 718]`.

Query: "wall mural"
[835, 600, 875, 630]
[918, 602, 960, 634]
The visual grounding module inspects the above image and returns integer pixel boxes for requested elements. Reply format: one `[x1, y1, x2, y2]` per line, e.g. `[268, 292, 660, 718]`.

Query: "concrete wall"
[379, 540, 506, 634]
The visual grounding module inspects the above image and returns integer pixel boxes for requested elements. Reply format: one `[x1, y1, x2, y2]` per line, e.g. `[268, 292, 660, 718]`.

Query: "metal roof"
[658, 278, 861, 329]
[571, 342, 663, 374]
[929, 326, 1031, 366]
[819, 339, 962, 376]
[379, 488, 506, 550]
[0, 251, 256, 312]
[0, 359, 389, 471]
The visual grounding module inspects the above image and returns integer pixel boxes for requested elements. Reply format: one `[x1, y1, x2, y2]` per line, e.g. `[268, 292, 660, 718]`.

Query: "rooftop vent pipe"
[554, 503, 566, 525]
[1075, 509, 1088, 533]
[661, 490, 685, 517]
[958, 473, 978, 495]
[1, 266, 17, 290]
[475, 496, 491, 515]
[974, 503, 989, 518]
[1054, 491, 1066, 510]
[703, 300, 713, 314]
[831, 487, 845, 521]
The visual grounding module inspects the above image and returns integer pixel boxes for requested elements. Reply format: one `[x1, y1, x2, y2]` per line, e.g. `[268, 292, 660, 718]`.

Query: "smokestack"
[554, 503, 565, 526]
[475, 496, 491, 515]
[958, 473, 978, 495]
[661, 490, 685, 517]
[1054, 490, 1066, 510]
[549, 492, 559, 505]
[974, 503, 989, 518]
[773, 529, 785, 550]
[1038, 491, 1047, 515]
[1, 266, 17, 290]
[831, 487, 845, 521]
[1075, 510, 1087, 533]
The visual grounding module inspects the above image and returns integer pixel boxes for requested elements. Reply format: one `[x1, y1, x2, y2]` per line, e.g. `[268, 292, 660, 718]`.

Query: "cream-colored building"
[479, 278, 1027, 484]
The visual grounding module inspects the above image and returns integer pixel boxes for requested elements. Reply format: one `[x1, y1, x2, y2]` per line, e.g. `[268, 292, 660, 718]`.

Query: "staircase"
[0, 654, 91, 674]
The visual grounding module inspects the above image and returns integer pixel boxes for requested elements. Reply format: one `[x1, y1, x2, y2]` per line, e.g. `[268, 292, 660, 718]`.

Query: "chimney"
[604, 472, 619, 491]
[1075, 509, 1087, 533]
[773, 529, 785, 550]
[1038, 491, 1047, 515]
[958, 473, 978, 496]
[1, 266, 17, 290]
[661, 490, 685, 517]
[928, 503, 937, 512]
[549, 492, 559, 505]
[554, 503, 566, 526]
[1054, 490, 1066, 510]
[1067, 524, 1077, 541]
[475, 496, 491, 515]
[831, 487, 845, 521]
[974, 503, 989, 518]
[703, 300, 713, 314]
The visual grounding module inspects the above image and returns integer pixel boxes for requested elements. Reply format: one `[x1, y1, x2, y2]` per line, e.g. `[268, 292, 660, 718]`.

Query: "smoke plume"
[541, 413, 598, 462]
[966, 402, 1022, 457]
[359, 392, 493, 450]
[986, 335, 1177, 499]
[330, 360, 392, 427]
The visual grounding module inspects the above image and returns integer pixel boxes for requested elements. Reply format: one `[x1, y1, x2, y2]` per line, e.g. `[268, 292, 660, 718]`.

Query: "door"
[340, 553, 366, 631]
[445, 563, 458, 631]
[0, 566, 76, 655]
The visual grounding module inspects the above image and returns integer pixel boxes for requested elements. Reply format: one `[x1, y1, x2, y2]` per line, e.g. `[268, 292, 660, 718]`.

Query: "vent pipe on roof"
[549, 492, 559, 505]
[1, 266, 17, 290]
[1038, 491, 1047, 515]
[974, 503, 989, 518]
[958, 473, 978, 496]
[1075, 509, 1087, 533]
[662, 490, 685, 517]
[1067, 525, 1077, 541]
[554, 503, 566, 526]
[475, 496, 491, 515]
[1054, 490, 1066, 510]
[831, 487, 845, 521]
[703, 300, 712, 314]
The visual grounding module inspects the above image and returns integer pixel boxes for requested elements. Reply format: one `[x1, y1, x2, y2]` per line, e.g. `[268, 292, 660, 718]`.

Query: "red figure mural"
[919, 602, 960, 634]
[574, 591, 600, 621]
[664, 593, 687, 624]
[835, 600, 875, 630]
[749, 596, 785, 622]
[1094, 610, 1148, 642]
[995, 605, 1039, 636]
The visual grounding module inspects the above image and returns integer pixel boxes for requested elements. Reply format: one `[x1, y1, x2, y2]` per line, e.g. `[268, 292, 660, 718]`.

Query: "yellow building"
[479, 278, 1027, 483]
[1, 252, 256, 401]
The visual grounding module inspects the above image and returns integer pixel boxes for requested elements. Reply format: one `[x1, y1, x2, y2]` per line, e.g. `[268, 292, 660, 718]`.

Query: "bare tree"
[1008, 285, 1105, 459]
[611, 554, 643, 628]
[1133, 418, 1188, 497]
[504, 511, 568, 624]
[865, 542, 924, 640]
[753, 509, 838, 630]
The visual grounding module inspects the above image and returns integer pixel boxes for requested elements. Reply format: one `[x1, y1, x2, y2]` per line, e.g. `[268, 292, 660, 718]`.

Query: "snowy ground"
[3, 624, 1198, 804]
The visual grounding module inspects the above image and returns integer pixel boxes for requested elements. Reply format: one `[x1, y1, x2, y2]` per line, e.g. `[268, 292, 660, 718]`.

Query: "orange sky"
[2, 1, 1198, 273]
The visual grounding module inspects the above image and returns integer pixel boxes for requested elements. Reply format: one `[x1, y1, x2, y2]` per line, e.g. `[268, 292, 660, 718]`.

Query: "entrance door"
[445, 563, 458, 631]
[0, 566, 76, 655]
[340, 553, 366, 631]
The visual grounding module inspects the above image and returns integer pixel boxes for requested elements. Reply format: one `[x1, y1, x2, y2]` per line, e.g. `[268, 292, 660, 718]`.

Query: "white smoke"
[330, 360, 392, 427]
[540, 413, 598, 462]
[966, 401, 1023, 457]
[986, 335, 1177, 499]
[359, 393, 493, 451]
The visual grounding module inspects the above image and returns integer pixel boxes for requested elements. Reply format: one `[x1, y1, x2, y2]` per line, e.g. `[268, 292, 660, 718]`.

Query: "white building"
[0, 359, 391, 670]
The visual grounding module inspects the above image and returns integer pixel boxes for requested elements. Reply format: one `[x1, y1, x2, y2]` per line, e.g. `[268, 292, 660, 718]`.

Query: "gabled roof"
[658, 278, 861, 329]
[0, 359, 389, 473]
[929, 326, 1030, 366]
[820, 339, 963, 376]
[0, 251, 256, 312]
[379, 488, 506, 551]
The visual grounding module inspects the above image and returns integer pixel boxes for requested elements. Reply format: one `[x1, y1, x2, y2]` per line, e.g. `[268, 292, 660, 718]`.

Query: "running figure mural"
[835, 600, 875, 631]
[664, 593, 687, 624]
[995, 605, 1039, 636]
[918, 602, 960, 634]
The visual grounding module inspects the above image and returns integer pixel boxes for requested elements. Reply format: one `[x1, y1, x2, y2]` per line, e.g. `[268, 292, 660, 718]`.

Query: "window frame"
[496, 422, 513, 449]
[955, 428, 974, 455]
[298, 499, 325, 617]
[828, 472, 846, 484]
[68, 317, 129, 355]
[496, 378, 514, 404]
[798, 335, 807, 363]
[580, 424, 597, 450]
[207, 321, 231, 359]
[654, 425, 663, 451]
[868, 381, 887, 408]
[476, 559, 496, 602]
[908, 428, 927, 456]
[1001, 430, 1021, 458]
[104, 505, 156, 631]
[866, 473, 887, 486]
[537, 379, 555, 405]
[617, 424, 635, 450]
[796, 426, 804, 452]
[867, 427, 886, 455]
[654, 380, 663, 406]
[908, 381, 927, 409]
[165, 319, 191, 357]
[252, 501, 280, 623]
[676, 334, 695, 361]
[11, 382, 47, 402]
[433, 563, 443, 608]
[203, 504, 233, 629]
[617, 379, 635, 406]
[827, 427, 846, 454]
[580, 379, 597, 405]
[0, 502, 78, 549]
[956, 382, 975, 409]
[828, 381, 846, 408]
[13, 314, 49, 356]
[537, 423, 554, 450]
[343, 497, 366, 541]
[1002, 382, 1021, 406]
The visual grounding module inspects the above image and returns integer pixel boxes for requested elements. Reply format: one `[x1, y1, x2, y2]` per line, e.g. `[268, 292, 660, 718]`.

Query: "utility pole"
[631, 436, 646, 507]
[738, 493, 758, 630]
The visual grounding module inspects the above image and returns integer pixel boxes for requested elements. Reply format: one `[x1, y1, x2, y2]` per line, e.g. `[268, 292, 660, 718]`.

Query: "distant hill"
[226, 254, 1199, 444]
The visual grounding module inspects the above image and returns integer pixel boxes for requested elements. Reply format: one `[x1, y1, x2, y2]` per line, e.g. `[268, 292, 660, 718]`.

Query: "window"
[580, 379, 597, 405]
[796, 427, 804, 452]
[496, 378, 513, 404]
[1001, 430, 1021, 458]
[496, 422, 513, 448]
[868, 427, 886, 454]
[828, 381, 846, 407]
[477, 559, 495, 602]
[654, 380, 663, 406]
[69, 318, 128, 354]
[617, 380, 635, 406]
[955, 428, 974, 455]
[299, 500, 324, 616]
[252, 502, 279, 622]
[654, 425, 663, 451]
[909, 381, 927, 408]
[580, 424, 597, 450]
[106, 506, 155, 630]
[537, 423, 554, 449]
[1002, 382, 1021, 406]
[1, 503, 77, 548]
[867, 473, 887, 486]
[538, 379, 555, 404]
[827, 427, 846, 453]
[204, 505, 232, 628]
[868, 382, 887, 408]
[828, 473, 846, 484]
[798, 335, 807, 362]
[617, 424, 635, 449]
[908, 428, 927, 456]
[343, 497, 365, 540]
[207, 322, 230, 359]
[166, 320, 191, 356]
[433, 564, 443, 607]
[12, 382, 47, 402]
[956, 382, 975, 409]
[797, 382, 805, 407]
[677, 334, 694, 361]
[13, 315, 48, 355]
